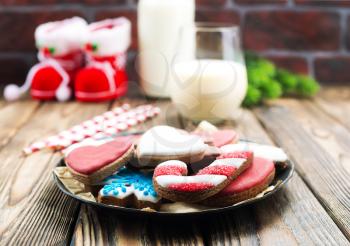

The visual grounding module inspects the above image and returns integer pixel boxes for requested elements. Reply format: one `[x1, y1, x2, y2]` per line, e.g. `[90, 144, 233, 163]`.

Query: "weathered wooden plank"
[314, 86, 350, 130]
[270, 99, 350, 175]
[71, 99, 204, 246]
[0, 100, 40, 150]
[0, 102, 110, 245]
[255, 99, 350, 240]
[182, 110, 349, 245]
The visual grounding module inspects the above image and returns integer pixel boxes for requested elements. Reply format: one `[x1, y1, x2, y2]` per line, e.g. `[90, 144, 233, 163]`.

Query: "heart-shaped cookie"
[136, 126, 207, 167]
[65, 136, 135, 184]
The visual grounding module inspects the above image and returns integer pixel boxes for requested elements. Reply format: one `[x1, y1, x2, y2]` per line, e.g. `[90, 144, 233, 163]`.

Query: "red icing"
[218, 157, 275, 196]
[212, 130, 238, 147]
[66, 136, 133, 175]
[168, 183, 214, 192]
[217, 151, 253, 160]
[197, 165, 237, 176]
[154, 165, 187, 177]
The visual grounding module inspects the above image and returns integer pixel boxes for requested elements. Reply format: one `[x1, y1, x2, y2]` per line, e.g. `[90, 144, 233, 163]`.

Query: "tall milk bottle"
[138, 0, 195, 98]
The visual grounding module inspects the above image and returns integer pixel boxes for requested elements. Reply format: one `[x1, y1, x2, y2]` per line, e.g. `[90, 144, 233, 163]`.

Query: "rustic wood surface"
[0, 86, 350, 245]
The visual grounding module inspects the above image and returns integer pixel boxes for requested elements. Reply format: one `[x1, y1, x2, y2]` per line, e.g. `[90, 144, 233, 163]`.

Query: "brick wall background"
[0, 0, 349, 85]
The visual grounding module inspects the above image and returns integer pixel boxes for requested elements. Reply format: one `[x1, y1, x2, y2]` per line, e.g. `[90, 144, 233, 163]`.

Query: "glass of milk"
[137, 0, 195, 98]
[170, 23, 248, 123]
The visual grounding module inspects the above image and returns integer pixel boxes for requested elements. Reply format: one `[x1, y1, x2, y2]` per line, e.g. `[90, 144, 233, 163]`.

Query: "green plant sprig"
[243, 53, 320, 107]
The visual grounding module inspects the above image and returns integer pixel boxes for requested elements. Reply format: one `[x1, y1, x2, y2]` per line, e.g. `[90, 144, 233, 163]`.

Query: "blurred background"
[0, 0, 349, 85]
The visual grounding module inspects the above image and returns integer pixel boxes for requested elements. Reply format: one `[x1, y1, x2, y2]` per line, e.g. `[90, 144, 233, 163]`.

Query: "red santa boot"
[4, 17, 88, 102]
[75, 18, 131, 102]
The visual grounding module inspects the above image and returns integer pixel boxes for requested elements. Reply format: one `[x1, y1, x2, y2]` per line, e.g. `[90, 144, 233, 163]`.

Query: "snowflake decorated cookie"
[98, 167, 161, 209]
[153, 152, 252, 203]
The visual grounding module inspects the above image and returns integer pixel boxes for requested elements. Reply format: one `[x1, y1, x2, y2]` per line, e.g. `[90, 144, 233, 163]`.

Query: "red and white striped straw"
[23, 104, 160, 155]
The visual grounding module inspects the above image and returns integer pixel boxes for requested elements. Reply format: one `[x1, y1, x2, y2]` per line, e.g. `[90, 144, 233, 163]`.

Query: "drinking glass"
[170, 23, 248, 123]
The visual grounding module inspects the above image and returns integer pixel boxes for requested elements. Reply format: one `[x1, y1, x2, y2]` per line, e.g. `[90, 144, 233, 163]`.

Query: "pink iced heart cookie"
[153, 155, 252, 203]
[202, 157, 275, 207]
[65, 136, 135, 184]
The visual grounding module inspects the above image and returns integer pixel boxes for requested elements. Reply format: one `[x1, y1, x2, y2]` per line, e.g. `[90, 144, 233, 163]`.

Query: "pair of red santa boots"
[4, 17, 131, 102]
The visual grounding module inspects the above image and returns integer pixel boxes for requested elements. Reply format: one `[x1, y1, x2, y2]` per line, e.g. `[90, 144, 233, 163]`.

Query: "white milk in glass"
[138, 0, 195, 98]
[171, 59, 248, 122]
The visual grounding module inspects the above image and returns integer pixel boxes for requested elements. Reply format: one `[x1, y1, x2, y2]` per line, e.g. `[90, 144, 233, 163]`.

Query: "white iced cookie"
[136, 125, 207, 166]
[220, 142, 288, 162]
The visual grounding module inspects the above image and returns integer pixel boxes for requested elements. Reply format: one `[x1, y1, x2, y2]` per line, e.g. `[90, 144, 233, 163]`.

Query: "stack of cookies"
[62, 122, 288, 210]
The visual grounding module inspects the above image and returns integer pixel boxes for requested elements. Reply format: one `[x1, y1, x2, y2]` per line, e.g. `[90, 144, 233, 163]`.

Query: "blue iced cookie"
[98, 167, 160, 209]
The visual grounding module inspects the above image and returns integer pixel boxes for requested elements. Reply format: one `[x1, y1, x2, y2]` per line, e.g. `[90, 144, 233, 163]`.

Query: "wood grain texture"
[0, 102, 110, 245]
[254, 99, 350, 240]
[315, 86, 350, 129]
[182, 110, 349, 245]
[0, 100, 39, 150]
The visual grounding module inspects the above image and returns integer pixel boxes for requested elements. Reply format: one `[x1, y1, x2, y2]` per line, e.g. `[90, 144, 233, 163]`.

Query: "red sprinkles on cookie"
[168, 183, 215, 192]
[153, 157, 252, 203]
[153, 161, 187, 177]
[217, 151, 253, 160]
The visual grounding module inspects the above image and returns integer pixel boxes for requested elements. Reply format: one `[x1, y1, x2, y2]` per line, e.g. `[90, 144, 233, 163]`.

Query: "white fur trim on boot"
[87, 17, 131, 56]
[35, 17, 88, 56]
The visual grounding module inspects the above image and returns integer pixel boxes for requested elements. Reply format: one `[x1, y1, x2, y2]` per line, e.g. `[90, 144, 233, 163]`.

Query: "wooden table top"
[0, 86, 349, 245]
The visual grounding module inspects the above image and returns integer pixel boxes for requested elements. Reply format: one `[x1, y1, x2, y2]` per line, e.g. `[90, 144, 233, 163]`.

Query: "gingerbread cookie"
[98, 167, 161, 209]
[202, 157, 275, 207]
[193, 121, 239, 147]
[220, 142, 288, 163]
[153, 155, 252, 203]
[65, 136, 134, 185]
[136, 125, 207, 167]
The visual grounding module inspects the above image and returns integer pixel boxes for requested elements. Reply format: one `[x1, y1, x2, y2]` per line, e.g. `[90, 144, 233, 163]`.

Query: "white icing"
[155, 175, 227, 188]
[134, 189, 161, 203]
[35, 17, 88, 56]
[220, 142, 288, 162]
[62, 138, 113, 156]
[100, 186, 134, 199]
[157, 160, 187, 169]
[100, 187, 160, 203]
[87, 17, 131, 56]
[138, 125, 207, 157]
[209, 158, 246, 168]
